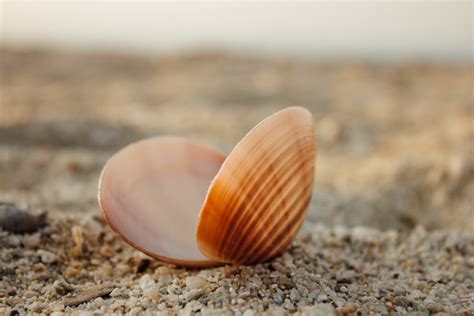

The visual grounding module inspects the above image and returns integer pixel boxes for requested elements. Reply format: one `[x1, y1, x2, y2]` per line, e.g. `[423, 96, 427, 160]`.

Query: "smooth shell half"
[99, 137, 225, 267]
[98, 106, 316, 266]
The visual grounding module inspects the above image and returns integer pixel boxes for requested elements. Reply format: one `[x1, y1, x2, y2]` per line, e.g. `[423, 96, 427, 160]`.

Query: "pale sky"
[1, 1, 472, 61]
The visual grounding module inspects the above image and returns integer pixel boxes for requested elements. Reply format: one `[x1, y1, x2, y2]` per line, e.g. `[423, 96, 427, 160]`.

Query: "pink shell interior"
[98, 136, 225, 266]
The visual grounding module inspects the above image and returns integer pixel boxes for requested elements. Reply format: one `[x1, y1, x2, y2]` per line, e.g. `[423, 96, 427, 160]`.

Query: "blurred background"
[0, 1, 472, 232]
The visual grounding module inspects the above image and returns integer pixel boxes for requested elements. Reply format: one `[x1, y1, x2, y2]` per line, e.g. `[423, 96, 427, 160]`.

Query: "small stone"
[37, 249, 57, 263]
[129, 307, 142, 316]
[316, 294, 328, 302]
[243, 310, 256, 316]
[94, 296, 105, 308]
[53, 280, 75, 295]
[66, 266, 79, 278]
[283, 300, 295, 311]
[127, 296, 138, 308]
[165, 293, 179, 302]
[144, 286, 158, 298]
[110, 288, 122, 297]
[393, 286, 407, 296]
[51, 304, 65, 311]
[272, 294, 284, 305]
[304, 304, 336, 316]
[24, 290, 39, 298]
[265, 306, 287, 316]
[158, 274, 173, 285]
[425, 300, 444, 313]
[99, 244, 114, 257]
[466, 256, 474, 268]
[167, 284, 182, 295]
[184, 288, 204, 301]
[22, 233, 41, 248]
[289, 288, 301, 302]
[139, 274, 156, 290]
[155, 266, 175, 276]
[411, 289, 425, 299]
[0, 202, 46, 234]
[0, 267, 15, 276]
[70, 225, 86, 257]
[185, 276, 207, 289]
[157, 302, 167, 310]
[342, 305, 357, 314]
[7, 235, 21, 247]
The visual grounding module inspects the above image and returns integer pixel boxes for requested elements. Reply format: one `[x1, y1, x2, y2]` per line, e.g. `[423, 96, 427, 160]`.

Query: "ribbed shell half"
[98, 106, 316, 267]
[196, 106, 316, 264]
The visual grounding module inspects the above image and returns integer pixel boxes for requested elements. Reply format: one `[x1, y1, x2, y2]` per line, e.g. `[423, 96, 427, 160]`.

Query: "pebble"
[316, 294, 328, 302]
[70, 225, 86, 257]
[0, 202, 46, 234]
[264, 306, 287, 316]
[155, 266, 175, 276]
[110, 288, 122, 297]
[466, 256, 474, 268]
[7, 235, 21, 247]
[393, 285, 407, 296]
[272, 294, 284, 305]
[342, 305, 357, 314]
[53, 280, 75, 295]
[158, 274, 173, 285]
[304, 304, 336, 316]
[37, 249, 57, 263]
[184, 288, 204, 301]
[129, 307, 142, 316]
[51, 304, 65, 311]
[143, 286, 158, 298]
[24, 290, 39, 298]
[99, 245, 114, 257]
[425, 299, 444, 313]
[185, 276, 207, 289]
[243, 310, 256, 316]
[411, 289, 425, 299]
[139, 274, 156, 290]
[22, 233, 41, 248]
[289, 288, 301, 302]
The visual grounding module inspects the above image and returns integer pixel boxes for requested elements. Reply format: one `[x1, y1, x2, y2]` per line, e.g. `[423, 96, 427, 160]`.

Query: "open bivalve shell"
[98, 107, 316, 267]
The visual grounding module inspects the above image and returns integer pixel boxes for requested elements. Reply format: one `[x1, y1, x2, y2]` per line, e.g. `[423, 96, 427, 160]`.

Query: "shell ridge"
[217, 133, 314, 258]
[255, 193, 311, 263]
[198, 118, 285, 250]
[194, 107, 317, 264]
[224, 141, 315, 260]
[210, 125, 290, 252]
[196, 107, 309, 252]
[240, 169, 314, 263]
[253, 126, 316, 262]
[233, 155, 315, 262]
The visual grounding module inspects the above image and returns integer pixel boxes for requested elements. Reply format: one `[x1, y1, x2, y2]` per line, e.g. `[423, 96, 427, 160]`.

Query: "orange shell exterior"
[196, 107, 316, 265]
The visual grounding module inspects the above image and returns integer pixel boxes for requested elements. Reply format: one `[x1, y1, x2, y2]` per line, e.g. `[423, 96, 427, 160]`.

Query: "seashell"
[98, 107, 316, 267]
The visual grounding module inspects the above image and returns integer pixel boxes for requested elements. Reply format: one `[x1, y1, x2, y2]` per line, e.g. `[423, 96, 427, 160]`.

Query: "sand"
[0, 48, 473, 315]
